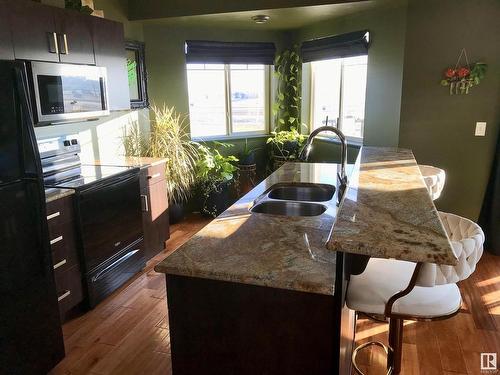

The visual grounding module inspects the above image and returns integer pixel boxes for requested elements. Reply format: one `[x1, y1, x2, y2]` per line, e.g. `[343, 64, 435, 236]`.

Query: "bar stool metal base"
[352, 340, 394, 375]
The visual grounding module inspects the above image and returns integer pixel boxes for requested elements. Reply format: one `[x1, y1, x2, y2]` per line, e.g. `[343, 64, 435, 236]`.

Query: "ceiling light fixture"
[251, 15, 270, 24]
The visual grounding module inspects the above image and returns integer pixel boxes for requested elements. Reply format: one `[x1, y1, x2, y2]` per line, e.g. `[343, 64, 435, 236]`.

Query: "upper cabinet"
[9, 0, 60, 62]
[54, 10, 95, 65]
[9, 1, 94, 65]
[91, 18, 130, 110]
[0, 1, 14, 60]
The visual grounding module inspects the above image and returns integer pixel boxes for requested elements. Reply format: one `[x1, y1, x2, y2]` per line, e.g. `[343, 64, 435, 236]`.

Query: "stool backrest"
[416, 212, 484, 287]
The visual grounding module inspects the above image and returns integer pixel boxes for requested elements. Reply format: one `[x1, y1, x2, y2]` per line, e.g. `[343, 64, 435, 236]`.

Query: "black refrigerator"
[0, 60, 65, 373]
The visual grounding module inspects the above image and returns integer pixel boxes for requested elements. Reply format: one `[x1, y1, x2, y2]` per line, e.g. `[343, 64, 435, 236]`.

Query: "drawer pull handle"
[47, 211, 61, 220]
[50, 235, 63, 245]
[53, 259, 67, 270]
[58, 290, 71, 302]
[147, 173, 161, 179]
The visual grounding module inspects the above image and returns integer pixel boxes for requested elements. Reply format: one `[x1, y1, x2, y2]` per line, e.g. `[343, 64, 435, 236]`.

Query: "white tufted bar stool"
[347, 211, 484, 374]
[419, 165, 446, 200]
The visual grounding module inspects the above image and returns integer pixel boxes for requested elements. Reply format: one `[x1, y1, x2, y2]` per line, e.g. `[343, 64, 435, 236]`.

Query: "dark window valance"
[185, 40, 276, 65]
[301, 30, 370, 63]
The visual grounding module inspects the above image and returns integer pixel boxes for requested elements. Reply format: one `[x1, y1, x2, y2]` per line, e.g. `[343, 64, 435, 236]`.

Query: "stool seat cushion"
[346, 258, 461, 318]
[419, 165, 446, 200]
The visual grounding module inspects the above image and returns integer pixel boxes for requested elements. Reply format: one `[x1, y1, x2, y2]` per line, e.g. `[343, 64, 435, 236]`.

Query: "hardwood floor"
[49, 214, 500, 375]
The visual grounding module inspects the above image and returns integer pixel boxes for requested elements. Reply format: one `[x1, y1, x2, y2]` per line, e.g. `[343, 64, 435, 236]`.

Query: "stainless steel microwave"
[30, 61, 109, 125]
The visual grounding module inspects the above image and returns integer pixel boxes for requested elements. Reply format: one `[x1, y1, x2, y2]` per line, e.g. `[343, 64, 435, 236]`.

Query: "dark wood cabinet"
[9, 0, 95, 64]
[91, 17, 130, 110]
[46, 195, 84, 319]
[55, 10, 95, 65]
[9, 0, 59, 62]
[139, 163, 170, 261]
[0, 1, 14, 60]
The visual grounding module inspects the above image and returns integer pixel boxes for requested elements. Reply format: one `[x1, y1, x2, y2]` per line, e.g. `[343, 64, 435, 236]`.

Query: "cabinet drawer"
[46, 195, 74, 235]
[50, 221, 79, 269]
[54, 264, 83, 316]
[145, 163, 166, 186]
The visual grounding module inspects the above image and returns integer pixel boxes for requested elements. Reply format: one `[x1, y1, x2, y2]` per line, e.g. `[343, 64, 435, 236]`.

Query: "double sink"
[250, 183, 336, 217]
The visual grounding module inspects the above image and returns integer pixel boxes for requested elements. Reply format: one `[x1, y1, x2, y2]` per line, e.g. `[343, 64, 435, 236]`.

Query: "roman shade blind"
[301, 30, 370, 63]
[185, 40, 276, 65]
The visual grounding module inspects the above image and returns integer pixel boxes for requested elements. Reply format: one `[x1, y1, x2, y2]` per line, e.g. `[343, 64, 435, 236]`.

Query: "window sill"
[311, 134, 363, 148]
[191, 133, 271, 142]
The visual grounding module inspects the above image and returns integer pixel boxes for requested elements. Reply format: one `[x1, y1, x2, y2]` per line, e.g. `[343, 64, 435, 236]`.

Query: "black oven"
[30, 61, 109, 125]
[76, 171, 144, 307]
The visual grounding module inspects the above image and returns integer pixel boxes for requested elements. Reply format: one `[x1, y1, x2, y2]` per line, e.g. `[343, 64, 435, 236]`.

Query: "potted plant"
[238, 138, 260, 166]
[123, 105, 198, 224]
[195, 143, 239, 218]
[237, 139, 260, 195]
[266, 127, 307, 170]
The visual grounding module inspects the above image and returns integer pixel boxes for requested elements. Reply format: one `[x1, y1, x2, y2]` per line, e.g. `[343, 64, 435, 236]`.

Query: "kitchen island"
[155, 147, 456, 375]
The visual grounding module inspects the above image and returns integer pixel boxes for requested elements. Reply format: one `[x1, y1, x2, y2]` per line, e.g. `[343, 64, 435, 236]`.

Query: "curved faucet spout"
[299, 126, 348, 185]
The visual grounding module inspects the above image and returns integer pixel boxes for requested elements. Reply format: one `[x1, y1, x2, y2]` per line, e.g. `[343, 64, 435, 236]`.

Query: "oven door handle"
[91, 249, 140, 283]
[79, 171, 139, 194]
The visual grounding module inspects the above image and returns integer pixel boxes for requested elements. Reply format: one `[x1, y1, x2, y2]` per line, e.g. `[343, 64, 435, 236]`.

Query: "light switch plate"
[475, 122, 487, 136]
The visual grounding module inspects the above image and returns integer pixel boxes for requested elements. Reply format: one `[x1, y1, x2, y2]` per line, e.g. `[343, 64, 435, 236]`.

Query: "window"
[309, 55, 367, 141]
[186, 64, 269, 139]
[125, 40, 148, 109]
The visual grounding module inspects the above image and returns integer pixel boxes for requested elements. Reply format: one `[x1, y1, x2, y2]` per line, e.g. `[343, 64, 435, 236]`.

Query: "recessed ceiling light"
[251, 15, 270, 24]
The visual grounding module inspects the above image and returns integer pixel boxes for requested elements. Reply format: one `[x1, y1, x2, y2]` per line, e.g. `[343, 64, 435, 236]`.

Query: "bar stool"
[347, 211, 484, 374]
[419, 165, 446, 200]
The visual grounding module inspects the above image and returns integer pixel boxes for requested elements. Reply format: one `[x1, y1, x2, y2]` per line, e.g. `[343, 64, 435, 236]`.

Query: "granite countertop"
[92, 156, 167, 169]
[327, 147, 457, 265]
[45, 187, 75, 203]
[155, 162, 354, 296]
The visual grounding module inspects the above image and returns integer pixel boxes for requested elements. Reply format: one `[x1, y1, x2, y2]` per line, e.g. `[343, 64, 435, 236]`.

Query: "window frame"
[308, 56, 367, 144]
[187, 63, 271, 141]
[125, 40, 149, 109]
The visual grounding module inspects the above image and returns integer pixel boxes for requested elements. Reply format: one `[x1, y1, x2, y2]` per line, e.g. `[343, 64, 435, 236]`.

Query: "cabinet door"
[91, 17, 130, 110]
[141, 178, 169, 260]
[9, 0, 59, 62]
[0, 1, 14, 60]
[55, 10, 95, 65]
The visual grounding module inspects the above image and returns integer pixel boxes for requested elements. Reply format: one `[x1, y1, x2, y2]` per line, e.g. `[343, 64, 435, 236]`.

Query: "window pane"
[187, 68, 226, 137]
[311, 59, 341, 130]
[230, 65, 266, 133]
[126, 49, 140, 100]
[341, 55, 367, 139]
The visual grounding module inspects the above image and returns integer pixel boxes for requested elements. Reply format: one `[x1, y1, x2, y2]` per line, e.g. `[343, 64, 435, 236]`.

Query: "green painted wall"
[292, 1, 408, 147]
[399, 0, 500, 220]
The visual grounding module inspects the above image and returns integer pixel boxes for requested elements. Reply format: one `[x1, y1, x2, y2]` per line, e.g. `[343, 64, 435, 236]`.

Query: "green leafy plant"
[273, 45, 302, 131]
[123, 105, 198, 205]
[65, 0, 93, 14]
[238, 139, 260, 165]
[195, 142, 239, 217]
[266, 127, 307, 160]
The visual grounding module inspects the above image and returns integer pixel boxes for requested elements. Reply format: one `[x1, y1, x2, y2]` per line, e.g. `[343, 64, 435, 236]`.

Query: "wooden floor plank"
[51, 215, 499, 375]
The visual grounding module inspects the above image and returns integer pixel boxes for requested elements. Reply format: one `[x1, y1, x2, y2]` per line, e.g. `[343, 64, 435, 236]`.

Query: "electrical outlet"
[475, 122, 487, 136]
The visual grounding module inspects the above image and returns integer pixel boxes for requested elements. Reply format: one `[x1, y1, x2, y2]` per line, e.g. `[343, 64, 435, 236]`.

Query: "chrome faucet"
[299, 125, 348, 185]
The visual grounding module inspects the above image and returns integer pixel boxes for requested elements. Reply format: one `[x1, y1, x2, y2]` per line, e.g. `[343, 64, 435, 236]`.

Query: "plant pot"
[198, 180, 234, 218]
[272, 154, 295, 171]
[282, 140, 299, 155]
[237, 164, 257, 196]
[169, 202, 185, 224]
[239, 152, 256, 166]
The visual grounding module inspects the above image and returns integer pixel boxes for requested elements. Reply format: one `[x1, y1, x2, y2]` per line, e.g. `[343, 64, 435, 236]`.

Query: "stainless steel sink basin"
[250, 201, 327, 217]
[268, 184, 335, 202]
